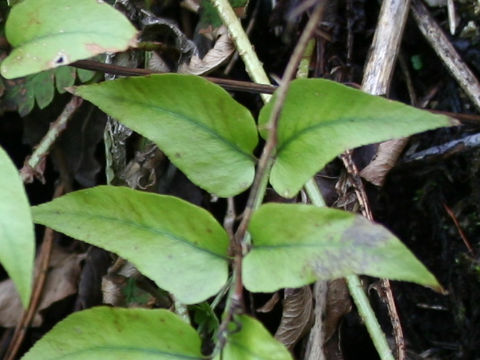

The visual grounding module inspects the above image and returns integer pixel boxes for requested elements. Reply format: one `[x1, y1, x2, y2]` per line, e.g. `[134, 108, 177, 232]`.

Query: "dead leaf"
[0, 245, 84, 327]
[179, 26, 234, 75]
[324, 279, 352, 342]
[359, 138, 409, 186]
[275, 286, 314, 350]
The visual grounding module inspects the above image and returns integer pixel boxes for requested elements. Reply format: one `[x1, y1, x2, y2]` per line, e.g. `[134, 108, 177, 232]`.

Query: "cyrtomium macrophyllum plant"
[0, 0, 454, 359]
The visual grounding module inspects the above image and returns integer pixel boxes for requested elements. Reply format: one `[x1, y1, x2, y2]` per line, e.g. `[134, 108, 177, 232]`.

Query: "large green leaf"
[243, 203, 441, 293]
[0, 147, 34, 307]
[74, 74, 258, 197]
[1, 0, 137, 79]
[23, 307, 203, 359]
[32, 186, 229, 304]
[216, 315, 292, 360]
[258, 78, 454, 198]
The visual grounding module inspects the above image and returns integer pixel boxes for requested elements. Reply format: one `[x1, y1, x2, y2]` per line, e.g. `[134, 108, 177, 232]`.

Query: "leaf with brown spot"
[1, 0, 137, 79]
[243, 203, 443, 292]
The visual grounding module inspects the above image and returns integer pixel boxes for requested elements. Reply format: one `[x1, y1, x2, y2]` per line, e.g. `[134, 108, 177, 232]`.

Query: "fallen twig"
[411, 0, 480, 112]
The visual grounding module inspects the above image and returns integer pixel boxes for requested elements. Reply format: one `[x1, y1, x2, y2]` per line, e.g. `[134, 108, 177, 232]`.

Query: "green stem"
[304, 181, 394, 360]
[304, 178, 326, 207]
[210, 0, 271, 103]
[346, 276, 395, 360]
[20, 96, 83, 183]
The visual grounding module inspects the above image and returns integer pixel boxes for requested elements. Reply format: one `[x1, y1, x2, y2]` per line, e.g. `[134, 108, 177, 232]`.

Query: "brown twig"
[72, 60, 277, 95]
[342, 1, 411, 358]
[443, 203, 475, 256]
[411, 0, 480, 112]
[5, 183, 65, 360]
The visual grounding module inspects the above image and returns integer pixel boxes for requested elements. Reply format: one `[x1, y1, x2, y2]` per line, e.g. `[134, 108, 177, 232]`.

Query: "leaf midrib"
[35, 209, 229, 259]
[51, 345, 201, 360]
[276, 117, 375, 157]
[92, 92, 256, 162]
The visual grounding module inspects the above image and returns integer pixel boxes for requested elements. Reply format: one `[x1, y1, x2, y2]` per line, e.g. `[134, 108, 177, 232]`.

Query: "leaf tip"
[430, 282, 448, 295]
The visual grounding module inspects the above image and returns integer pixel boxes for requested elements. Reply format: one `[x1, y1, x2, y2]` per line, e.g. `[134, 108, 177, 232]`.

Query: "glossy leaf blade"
[243, 203, 441, 292]
[74, 74, 258, 197]
[0, 147, 34, 307]
[32, 186, 229, 304]
[216, 315, 292, 360]
[1, 0, 137, 79]
[258, 78, 454, 197]
[23, 307, 203, 360]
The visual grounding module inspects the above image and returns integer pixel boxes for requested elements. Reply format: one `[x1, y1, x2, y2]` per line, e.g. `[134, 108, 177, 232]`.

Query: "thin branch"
[411, 0, 480, 112]
[5, 183, 65, 360]
[72, 60, 277, 95]
[443, 203, 476, 256]
[20, 96, 83, 183]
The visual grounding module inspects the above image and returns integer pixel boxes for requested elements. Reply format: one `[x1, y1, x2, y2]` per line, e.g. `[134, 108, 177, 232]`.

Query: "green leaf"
[1, 0, 137, 79]
[74, 74, 258, 197]
[55, 66, 76, 93]
[30, 70, 54, 109]
[243, 203, 442, 293]
[23, 307, 203, 360]
[258, 78, 454, 198]
[2, 66, 95, 116]
[76, 68, 96, 83]
[216, 315, 292, 360]
[32, 186, 230, 304]
[0, 147, 34, 307]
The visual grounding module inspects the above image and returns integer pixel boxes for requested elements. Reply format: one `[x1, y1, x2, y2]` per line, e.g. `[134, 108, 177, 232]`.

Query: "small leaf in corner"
[1, 0, 137, 79]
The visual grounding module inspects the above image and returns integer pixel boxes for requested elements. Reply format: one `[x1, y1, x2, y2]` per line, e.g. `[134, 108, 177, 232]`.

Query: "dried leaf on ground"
[275, 286, 314, 350]
[324, 279, 352, 342]
[179, 26, 234, 75]
[0, 245, 84, 327]
[359, 138, 409, 186]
